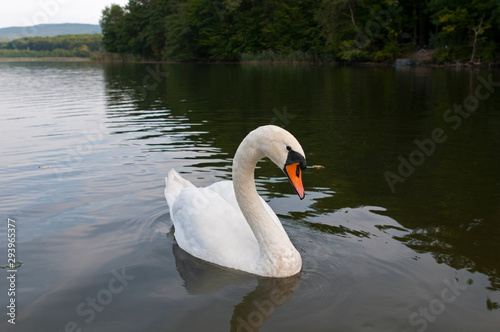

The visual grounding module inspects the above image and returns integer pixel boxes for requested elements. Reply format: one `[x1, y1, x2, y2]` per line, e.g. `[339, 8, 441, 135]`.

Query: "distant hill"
[0, 23, 101, 42]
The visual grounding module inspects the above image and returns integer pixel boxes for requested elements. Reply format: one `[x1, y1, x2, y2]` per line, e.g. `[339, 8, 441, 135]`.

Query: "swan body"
[165, 125, 306, 278]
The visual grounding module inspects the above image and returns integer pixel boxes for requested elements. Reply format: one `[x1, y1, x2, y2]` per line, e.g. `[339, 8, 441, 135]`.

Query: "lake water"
[0, 61, 499, 332]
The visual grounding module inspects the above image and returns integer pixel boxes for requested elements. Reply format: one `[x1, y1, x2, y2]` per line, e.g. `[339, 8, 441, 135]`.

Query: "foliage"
[99, 0, 500, 63]
[100, 5, 126, 54]
[0, 34, 103, 58]
[100, 0, 327, 61]
[428, 0, 499, 62]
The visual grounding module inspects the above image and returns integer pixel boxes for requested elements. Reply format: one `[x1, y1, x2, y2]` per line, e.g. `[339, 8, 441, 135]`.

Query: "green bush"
[0, 34, 102, 58]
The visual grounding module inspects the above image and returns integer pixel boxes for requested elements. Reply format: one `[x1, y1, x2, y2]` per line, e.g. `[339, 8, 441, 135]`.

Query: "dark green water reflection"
[0, 62, 498, 331]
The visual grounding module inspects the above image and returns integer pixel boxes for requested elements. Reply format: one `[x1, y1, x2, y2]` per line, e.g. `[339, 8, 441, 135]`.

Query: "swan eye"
[286, 146, 292, 151]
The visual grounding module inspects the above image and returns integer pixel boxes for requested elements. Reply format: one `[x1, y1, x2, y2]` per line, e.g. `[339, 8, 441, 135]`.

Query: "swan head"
[247, 125, 307, 199]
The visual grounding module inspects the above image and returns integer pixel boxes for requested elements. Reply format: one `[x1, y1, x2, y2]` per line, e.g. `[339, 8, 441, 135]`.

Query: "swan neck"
[232, 138, 291, 253]
[232, 144, 268, 232]
[230, 127, 302, 277]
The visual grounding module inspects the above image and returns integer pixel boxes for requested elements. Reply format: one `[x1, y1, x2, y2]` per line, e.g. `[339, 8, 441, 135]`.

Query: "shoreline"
[0, 57, 90, 62]
[1, 56, 498, 68]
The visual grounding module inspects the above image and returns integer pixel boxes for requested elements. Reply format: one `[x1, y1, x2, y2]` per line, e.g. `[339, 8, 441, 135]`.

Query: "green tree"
[100, 4, 126, 53]
[315, 0, 406, 61]
[429, 0, 499, 62]
[0, 34, 102, 57]
[97, 0, 500, 63]
[163, 0, 196, 60]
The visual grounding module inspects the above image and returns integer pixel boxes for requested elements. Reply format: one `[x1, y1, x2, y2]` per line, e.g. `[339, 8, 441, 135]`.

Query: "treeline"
[0, 34, 103, 58]
[100, 0, 500, 63]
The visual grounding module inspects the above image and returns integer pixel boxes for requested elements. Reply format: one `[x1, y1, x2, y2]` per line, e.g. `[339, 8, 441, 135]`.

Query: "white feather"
[164, 125, 304, 277]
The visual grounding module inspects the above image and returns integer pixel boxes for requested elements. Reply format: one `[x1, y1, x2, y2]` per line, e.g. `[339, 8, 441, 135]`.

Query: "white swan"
[165, 125, 306, 278]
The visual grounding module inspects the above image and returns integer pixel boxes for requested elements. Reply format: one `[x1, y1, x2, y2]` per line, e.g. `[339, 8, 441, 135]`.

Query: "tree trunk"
[348, 2, 361, 33]
[470, 14, 486, 63]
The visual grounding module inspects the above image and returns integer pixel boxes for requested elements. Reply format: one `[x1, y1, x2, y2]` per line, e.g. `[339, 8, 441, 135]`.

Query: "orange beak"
[285, 163, 305, 200]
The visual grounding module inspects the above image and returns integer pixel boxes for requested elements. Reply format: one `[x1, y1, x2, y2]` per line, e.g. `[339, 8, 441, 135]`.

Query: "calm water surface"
[0, 61, 499, 332]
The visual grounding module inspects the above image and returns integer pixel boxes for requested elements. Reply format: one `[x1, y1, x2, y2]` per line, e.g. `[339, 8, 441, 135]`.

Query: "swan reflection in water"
[172, 242, 301, 332]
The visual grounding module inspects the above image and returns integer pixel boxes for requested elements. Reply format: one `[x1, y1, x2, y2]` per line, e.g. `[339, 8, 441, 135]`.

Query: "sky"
[0, 0, 130, 29]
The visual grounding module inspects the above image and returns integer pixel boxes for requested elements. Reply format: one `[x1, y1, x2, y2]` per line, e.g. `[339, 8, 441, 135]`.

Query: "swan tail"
[164, 169, 195, 209]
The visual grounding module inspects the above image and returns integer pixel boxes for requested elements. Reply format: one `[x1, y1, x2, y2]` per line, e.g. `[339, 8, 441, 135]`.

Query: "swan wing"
[166, 175, 260, 272]
[164, 169, 195, 211]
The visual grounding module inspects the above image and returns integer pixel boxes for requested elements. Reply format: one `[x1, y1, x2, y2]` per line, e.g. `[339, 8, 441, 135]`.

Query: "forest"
[0, 34, 103, 58]
[100, 0, 500, 63]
